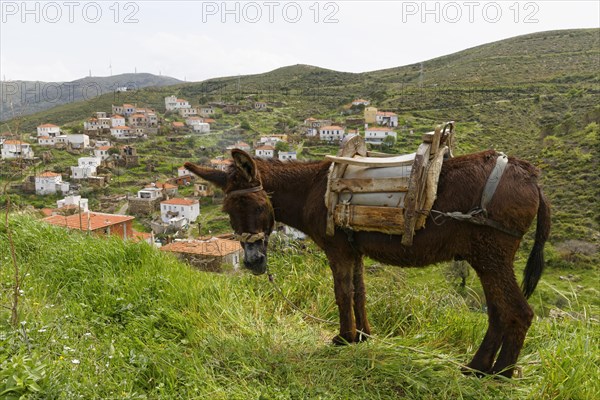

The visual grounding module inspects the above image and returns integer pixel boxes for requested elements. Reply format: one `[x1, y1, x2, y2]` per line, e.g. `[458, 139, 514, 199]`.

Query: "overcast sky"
[1, 1, 598, 82]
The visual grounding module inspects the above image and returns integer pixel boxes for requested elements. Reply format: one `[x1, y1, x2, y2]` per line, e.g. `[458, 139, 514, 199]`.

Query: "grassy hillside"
[0, 215, 598, 399]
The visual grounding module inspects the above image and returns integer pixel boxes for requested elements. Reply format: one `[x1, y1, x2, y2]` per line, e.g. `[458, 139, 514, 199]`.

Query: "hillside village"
[1, 94, 405, 270]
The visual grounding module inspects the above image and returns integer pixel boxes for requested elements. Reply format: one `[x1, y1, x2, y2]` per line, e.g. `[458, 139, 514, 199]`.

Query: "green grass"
[1, 215, 598, 399]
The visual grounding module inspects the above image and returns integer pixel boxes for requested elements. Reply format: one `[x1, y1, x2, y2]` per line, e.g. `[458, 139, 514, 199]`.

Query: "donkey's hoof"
[332, 334, 354, 346]
[461, 365, 489, 378]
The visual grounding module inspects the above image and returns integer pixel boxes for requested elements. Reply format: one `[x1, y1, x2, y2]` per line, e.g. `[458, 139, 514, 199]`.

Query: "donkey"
[185, 148, 550, 378]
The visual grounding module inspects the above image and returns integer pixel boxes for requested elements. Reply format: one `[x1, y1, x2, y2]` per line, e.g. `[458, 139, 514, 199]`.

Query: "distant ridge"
[0, 73, 182, 121]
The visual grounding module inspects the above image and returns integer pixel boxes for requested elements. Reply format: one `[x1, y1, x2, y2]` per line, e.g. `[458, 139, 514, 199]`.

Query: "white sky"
[1, 1, 598, 82]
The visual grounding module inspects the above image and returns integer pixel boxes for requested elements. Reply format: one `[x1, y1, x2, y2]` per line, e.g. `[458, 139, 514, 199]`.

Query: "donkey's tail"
[522, 188, 551, 299]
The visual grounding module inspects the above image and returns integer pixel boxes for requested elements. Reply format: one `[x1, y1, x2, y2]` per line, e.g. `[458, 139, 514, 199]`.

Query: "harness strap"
[234, 232, 266, 243]
[429, 152, 523, 238]
[481, 153, 508, 213]
[227, 185, 264, 197]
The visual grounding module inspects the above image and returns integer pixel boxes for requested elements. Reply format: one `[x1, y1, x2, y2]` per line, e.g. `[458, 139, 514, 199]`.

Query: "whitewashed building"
[71, 157, 101, 179]
[111, 115, 126, 128]
[376, 111, 398, 127]
[94, 146, 112, 160]
[278, 151, 297, 161]
[111, 126, 134, 139]
[178, 166, 192, 178]
[37, 123, 60, 137]
[1, 140, 34, 159]
[365, 127, 397, 145]
[35, 171, 69, 195]
[160, 198, 200, 224]
[255, 145, 275, 159]
[57, 195, 89, 212]
[165, 96, 190, 111]
[319, 126, 345, 142]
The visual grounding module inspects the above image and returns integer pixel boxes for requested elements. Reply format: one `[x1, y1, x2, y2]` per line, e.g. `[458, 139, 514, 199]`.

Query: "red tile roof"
[320, 125, 344, 130]
[38, 123, 59, 128]
[161, 238, 241, 257]
[96, 146, 112, 151]
[37, 171, 61, 177]
[161, 198, 198, 206]
[3, 140, 29, 145]
[43, 212, 134, 231]
[172, 122, 184, 127]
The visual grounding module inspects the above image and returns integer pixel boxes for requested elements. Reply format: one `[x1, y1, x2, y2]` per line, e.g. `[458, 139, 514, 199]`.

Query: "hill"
[0, 215, 598, 398]
[0, 73, 182, 121]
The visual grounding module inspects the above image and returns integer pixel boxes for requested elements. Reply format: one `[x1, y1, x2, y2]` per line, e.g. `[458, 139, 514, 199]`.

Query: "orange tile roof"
[3, 140, 29, 145]
[320, 125, 344, 130]
[123, 104, 134, 108]
[131, 230, 152, 242]
[161, 238, 241, 257]
[37, 171, 61, 177]
[112, 126, 132, 130]
[38, 136, 51, 140]
[210, 159, 232, 165]
[44, 212, 134, 231]
[203, 118, 216, 123]
[96, 146, 112, 151]
[149, 182, 177, 190]
[161, 198, 198, 206]
[377, 111, 397, 117]
[38, 123, 59, 128]
[172, 122, 184, 127]
[176, 99, 187, 102]
[256, 145, 275, 151]
[130, 113, 146, 118]
[111, 114, 124, 118]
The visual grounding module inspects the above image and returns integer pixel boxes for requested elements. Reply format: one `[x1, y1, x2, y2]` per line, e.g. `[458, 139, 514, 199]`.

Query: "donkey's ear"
[184, 162, 228, 189]
[231, 149, 258, 182]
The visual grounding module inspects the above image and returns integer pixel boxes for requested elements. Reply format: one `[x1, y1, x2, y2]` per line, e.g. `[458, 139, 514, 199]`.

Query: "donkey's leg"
[464, 279, 503, 375]
[327, 252, 356, 345]
[490, 277, 533, 377]
[352, 256, 371, 342]
[470, 259, 533, 378]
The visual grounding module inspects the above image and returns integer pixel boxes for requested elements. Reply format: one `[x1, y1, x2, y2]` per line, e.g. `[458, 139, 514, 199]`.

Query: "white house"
[226, 141, 252, 152]
[111, 126, 134, 139]
[199, 106, 215, 117]
[84, 117, 110, 131]
[65, 134, 90, 149]
[179, 107, 198, 118]
[57, 195, 88, 212]
[122, 104, 136, 116]
[37, 123, 60, 137]
[352, 99, 370, 106]
[38, 136, 56, 146]
[319, 126, 345, 142]
[365, 127, 397, 145]
[278, 151, 297, 161]
[185, 117, 210, 133]
[35, 171, 69, 195]
[94, 146, 112, 160]
[178, 166, 192, 178]
[165, 96, 190, 111]
[255, 145, 275, 159]
[160, 198, 200, 224]
[376, 111, 398, 127]
[71, 157, 101, 179]
[1, 140, 34, 159]
[110, 115, 125, 128]
[137, 187, 163, 200]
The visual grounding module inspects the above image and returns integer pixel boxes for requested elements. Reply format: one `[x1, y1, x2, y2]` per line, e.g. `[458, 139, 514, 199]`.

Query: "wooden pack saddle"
[324, 122, 455, 246]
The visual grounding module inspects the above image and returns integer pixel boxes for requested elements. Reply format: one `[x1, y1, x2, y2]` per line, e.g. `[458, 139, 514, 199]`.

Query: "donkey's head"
[184, 150, 274, 275]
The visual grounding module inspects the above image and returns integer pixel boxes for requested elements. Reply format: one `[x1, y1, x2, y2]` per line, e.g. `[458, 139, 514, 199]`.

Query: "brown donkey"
[185, 149, 550, 378]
